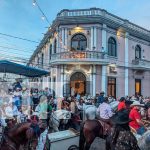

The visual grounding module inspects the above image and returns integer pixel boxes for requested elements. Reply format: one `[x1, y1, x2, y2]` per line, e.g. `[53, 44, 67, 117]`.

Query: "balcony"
[50, 51, 109, 65]
[132, 59, 150, 70]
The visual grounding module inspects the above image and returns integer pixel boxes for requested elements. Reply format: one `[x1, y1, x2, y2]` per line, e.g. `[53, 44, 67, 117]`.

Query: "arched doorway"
[70, 72, 86, 96]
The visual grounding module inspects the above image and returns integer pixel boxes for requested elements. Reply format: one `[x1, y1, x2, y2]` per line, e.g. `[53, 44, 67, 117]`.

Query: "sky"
[0, 0, 150, 64]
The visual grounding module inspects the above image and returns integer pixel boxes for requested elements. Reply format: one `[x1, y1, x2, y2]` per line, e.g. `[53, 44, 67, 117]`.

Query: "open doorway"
[70, 72, 86, 96]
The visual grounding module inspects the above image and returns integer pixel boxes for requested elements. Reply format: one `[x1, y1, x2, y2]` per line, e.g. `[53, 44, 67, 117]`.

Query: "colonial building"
[29, 8, 150, 98]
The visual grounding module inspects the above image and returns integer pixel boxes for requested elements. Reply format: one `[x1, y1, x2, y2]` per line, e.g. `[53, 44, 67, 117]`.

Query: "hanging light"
[41, 16, 45, 20]
[32, 0, 36, 6]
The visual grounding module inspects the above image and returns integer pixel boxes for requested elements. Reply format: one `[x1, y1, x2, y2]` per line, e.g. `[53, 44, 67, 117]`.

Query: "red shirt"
[118, 101, 126, 111]
[129, 107, 141, 130]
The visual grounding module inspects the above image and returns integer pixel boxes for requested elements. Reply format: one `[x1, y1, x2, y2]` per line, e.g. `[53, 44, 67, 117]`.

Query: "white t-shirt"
[5, 106, 13, 118]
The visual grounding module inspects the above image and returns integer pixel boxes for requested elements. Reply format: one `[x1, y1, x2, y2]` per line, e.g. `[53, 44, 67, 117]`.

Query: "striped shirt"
[97, 102, 113, 119]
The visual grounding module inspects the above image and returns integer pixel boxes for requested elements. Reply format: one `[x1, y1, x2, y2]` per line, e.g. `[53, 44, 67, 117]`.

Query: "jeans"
[137, 126, 146, 135]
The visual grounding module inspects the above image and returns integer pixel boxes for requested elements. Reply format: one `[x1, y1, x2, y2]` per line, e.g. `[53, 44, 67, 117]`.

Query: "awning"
[0, 60, 49, 77]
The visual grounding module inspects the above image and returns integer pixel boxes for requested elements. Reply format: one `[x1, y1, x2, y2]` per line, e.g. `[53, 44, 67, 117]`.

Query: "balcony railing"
[132, 59, 150, 70]
[50, 51, 108, 65]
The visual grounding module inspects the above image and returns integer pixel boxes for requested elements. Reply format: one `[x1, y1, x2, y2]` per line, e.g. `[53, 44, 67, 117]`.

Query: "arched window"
[108, 37, 117, 57]
[71, 34, 87, 51]
[49, 44, 52, 60]
[37, 57, 40, 65]
[135, 45, 141, 59]
[54, 39, 57, 53]
[41, 53, 44, 67]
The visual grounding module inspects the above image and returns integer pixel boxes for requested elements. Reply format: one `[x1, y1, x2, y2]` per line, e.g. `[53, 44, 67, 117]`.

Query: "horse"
[79, 103, 113, 150]
[79, 119, 108, 150]
[137, 130, 150, 150]
[79, 104, 107, 150]
[49, 109, 71, 132]
[0, 121, 41, 150]
[67, 112, 82, 131]
[83, 104, 97, 121]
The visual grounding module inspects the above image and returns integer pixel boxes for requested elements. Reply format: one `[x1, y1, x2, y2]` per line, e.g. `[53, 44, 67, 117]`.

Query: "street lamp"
[32, 0, 36, 6]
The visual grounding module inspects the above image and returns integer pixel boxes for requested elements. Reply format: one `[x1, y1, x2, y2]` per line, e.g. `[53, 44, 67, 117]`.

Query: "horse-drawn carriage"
[44, 128, 79, 150]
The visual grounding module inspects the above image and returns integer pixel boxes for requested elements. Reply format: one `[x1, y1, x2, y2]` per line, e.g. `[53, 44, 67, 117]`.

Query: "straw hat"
[22, 87, 27, 91]
[130, 101, 144, 107]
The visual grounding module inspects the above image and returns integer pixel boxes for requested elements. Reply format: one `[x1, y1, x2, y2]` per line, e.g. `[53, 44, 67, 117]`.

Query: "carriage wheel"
[68, 145, 79, 150]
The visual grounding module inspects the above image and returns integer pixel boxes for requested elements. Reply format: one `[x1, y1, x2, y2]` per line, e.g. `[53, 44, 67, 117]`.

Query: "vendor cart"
[44, 129, 79, 150]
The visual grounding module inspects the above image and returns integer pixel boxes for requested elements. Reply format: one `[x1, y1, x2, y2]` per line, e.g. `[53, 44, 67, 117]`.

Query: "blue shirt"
[97, 95, 104, 104]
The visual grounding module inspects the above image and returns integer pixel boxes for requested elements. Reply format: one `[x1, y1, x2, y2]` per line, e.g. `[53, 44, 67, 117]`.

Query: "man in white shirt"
[97, 97, 113, 123]
[4, 100, 16, 128]
[5, 102, 13, 119]
[5, 100, 20, 117]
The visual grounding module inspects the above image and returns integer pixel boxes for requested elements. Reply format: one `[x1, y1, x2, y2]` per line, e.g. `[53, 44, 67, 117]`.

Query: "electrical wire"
[0, 2, 149, 80]
[0, 45, 35, 53]
[0, 32, 39, 43]
[0, 48, 148, 76]
[0, 50, 31, 57]
[1, 44, 150, 78]
[0, 40, 148, 69]
[0, 53, 150, 79]
[33, 0, 50, 25]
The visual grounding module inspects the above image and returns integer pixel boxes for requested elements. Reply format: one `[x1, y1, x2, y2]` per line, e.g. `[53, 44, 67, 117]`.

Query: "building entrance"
[70, 72, 86, 96]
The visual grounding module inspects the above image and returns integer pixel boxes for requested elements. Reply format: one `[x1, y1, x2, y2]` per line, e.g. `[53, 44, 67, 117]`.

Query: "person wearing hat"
[106, 109, 140, 150]
[4, 99, 18, 128]
[69, 97, 78, 114]
[96, 91, 105, 107]
[38, 95, 49, 120]
[129, 101, 146, 135]
[117, 97, 126, 111]
[97, 97, 113, 124]
[32, 88, 39, 111]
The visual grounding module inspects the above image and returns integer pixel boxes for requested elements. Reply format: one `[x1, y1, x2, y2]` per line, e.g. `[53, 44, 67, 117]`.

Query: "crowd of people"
[0, 80, 150, 149]
[96, 93, 150, 150]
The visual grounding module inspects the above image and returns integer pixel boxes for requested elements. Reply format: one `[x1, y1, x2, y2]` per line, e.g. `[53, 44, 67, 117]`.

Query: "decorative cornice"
[29, 8, 150, 64]
[56, 8, 150, 40]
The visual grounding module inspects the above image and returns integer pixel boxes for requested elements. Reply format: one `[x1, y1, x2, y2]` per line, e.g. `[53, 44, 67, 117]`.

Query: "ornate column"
[90, 26, 97, 50]
[90, 66, 93, 95]
[63, 65, 67, 96]
[60, 65, 64, 97]
[64, 28, 68, 50]
[55, 66, 58, 97]
[93, 26, 97, 49]
[60, 28, 64, 53]
[90, 65, 96, 96]
[101, 24, 107, 94]
[50, 68, 53, 91]
[57, 27, 60, 53]
[102, 24, 107, 52]
[92, 65, 96, 96]
[125, 32, 129, 96]
[101, 65, 107, 94]
[90, 27, 94, 50]
[61, 27, 67, 51]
